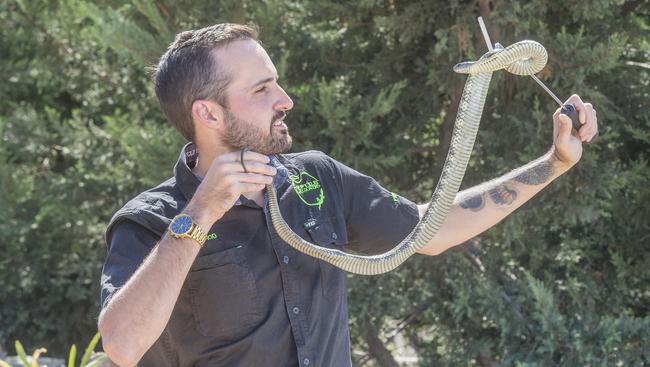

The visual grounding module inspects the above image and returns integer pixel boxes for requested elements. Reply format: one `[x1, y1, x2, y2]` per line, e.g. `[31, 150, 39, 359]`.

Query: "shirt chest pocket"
[303, 216, 347, 301]
[187, 245, 262, 340]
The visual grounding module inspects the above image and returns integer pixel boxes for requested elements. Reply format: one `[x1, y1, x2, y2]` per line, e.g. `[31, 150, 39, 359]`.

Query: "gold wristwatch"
[169, 214, 208, 247]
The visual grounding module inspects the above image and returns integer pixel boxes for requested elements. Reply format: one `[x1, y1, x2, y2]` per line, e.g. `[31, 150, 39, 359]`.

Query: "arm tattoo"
[459, 193, 485, 212]
[513, 160, 554, 185]
[488, 184, 518, 206]
[459, 156, 554, 211]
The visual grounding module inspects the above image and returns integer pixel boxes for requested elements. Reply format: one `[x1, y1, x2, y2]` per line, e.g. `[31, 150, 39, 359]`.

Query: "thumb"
[556, 113, 573, 145]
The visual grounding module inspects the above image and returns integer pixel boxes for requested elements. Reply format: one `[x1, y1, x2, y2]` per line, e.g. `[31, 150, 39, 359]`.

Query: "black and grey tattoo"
[459, 193, 485, 212]
[488, 184, 518, 206]
[513, 160, 554, 185]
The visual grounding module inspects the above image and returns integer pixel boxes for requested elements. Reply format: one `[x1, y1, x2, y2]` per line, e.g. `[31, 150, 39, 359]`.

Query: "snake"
[266, 40, 548, 275]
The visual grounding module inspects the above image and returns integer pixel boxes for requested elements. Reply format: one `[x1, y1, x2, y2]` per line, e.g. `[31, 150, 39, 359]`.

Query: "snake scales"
[266, 40, 548, 275]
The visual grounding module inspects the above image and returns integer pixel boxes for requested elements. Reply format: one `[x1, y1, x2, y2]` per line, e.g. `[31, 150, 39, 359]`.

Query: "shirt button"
[331, 232, 338, 240]
[292, 307, 300, 315]
[283, 255, 290, 264]
[303, 358, 310, 366]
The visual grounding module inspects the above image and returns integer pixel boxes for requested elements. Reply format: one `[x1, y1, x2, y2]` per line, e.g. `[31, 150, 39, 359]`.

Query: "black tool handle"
[561, 104, 582, 131]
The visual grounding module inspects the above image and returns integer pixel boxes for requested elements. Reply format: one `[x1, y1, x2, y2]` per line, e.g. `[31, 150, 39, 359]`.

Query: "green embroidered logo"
[390, 192, 399, 208]
[206, 232, 218, 241]
[289, 170, 325, 209]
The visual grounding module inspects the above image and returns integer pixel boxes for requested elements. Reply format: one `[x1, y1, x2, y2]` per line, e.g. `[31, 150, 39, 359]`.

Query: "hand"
[185, 150, 277, 227]
[551, 94, 599, 167]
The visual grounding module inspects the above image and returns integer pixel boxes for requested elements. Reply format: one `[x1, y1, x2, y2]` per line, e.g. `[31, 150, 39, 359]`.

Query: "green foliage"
[1, 0, 648, 365]
[13, 341, 30, 367]
[0, 333, 106, 367]
[79, 332, 101, 367]
[7, 340, 47, 367]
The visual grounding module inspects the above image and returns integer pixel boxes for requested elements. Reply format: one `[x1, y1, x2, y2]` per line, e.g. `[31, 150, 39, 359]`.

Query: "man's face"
[214, 40, 294, 155]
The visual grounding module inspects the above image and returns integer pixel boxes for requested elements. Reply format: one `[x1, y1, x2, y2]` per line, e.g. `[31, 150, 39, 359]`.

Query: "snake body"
[267, 40, 548, 275]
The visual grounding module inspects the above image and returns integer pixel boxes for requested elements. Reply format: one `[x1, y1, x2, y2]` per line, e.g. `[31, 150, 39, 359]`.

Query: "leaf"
[68, 344, 77, 367]
[80, 332, 102, 367]
[14, 341, 30, 367]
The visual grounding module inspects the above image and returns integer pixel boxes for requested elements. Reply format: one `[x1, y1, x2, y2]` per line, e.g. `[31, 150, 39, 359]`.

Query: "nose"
[275, 85, 294, 112]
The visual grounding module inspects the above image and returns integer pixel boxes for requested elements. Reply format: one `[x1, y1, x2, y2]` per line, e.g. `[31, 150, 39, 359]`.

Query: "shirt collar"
[174, 143, 201, 201]
[174, 142, 289, 205]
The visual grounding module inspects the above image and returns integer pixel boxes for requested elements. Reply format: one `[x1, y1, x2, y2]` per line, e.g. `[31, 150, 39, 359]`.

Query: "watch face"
[171, 215, 193, 236]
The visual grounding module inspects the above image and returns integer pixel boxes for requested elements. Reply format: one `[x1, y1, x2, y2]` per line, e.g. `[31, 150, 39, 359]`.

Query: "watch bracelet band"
[189, 225, 208, 247]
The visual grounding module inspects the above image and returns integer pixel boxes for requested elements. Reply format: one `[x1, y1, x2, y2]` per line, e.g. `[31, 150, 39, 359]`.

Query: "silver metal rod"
[530, 74, 563, 106]
[477, 17, 493, 51]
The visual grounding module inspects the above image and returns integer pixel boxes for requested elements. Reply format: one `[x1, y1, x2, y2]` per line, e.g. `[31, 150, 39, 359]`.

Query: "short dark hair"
[153, 23, 259, 141]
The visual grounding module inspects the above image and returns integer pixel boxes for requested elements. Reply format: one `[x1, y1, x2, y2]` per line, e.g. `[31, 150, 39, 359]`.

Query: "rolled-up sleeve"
[101, 220, 159, 310]
[328, 158, 420, 255]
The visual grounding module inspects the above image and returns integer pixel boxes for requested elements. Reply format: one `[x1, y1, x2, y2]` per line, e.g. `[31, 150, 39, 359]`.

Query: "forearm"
[98, 149, 275, 365]
[98, 233, 200, 366]
[417, 148, 572, 255]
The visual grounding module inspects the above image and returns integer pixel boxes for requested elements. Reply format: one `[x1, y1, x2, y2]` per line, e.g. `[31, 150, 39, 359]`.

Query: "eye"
[255, 85, 268, 94]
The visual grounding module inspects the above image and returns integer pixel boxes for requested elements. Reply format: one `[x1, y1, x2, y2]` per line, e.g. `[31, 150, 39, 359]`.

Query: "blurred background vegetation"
[1, 0, 648, 365]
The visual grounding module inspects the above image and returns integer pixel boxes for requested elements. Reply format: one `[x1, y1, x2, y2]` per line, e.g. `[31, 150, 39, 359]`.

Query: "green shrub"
[0, 332, 107, 367]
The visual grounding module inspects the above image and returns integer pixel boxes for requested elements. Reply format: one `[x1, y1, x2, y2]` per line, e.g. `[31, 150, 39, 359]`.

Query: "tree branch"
[359, 316, 400, 367]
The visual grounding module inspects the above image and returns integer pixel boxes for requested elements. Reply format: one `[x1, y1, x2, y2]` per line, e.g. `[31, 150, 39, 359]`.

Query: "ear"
[191, 100, 223, 131]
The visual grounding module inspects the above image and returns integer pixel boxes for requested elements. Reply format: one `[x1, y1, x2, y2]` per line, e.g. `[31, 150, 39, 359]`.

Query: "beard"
[221, 109, 293, 155]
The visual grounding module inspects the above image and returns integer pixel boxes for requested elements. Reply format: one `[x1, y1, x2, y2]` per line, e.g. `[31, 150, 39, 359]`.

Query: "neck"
[192, 141, 229, 178]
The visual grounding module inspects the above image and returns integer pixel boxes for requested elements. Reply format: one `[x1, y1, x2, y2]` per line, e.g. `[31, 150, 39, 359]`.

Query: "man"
[98, 23, 598, 366]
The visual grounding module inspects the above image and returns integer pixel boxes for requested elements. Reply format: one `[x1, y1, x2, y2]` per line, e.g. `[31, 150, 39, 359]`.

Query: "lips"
[272, 120, 287, 129]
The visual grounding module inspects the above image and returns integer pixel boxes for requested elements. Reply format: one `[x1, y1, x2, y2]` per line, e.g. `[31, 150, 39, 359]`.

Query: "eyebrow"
[250, 75, 278, 90]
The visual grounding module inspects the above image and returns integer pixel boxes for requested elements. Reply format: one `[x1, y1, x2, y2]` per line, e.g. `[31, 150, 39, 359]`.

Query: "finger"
[243, 161, 278, 176]
[230, 172, 275, 185]
[242, 150, 272, 163]
[588, 106, 598, 140]
[219, 150, 271, 164]
[557, 113, 574, 145]
[240, 183, 268, 194]
[565, 94, 587, 125]
[552, 107, 562, 139]
[579, 104, 598, 141]
[222, 161, 277, 176]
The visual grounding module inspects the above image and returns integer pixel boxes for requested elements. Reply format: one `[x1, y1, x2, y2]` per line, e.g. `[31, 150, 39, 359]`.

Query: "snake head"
[453, 43, 504, 73]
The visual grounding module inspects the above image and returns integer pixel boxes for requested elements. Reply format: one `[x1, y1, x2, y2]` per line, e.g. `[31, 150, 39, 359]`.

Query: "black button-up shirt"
[101, 143, 419, 366]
